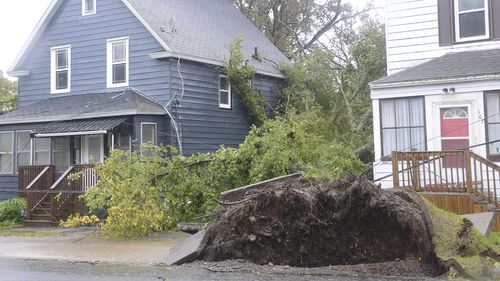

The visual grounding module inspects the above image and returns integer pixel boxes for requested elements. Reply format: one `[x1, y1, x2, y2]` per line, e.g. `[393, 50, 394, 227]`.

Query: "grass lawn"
[488, 232, 500, 251]
[0, 222, 59, 237]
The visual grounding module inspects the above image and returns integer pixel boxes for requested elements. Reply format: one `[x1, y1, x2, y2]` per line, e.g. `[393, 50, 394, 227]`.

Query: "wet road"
[0, 259, 440, 281]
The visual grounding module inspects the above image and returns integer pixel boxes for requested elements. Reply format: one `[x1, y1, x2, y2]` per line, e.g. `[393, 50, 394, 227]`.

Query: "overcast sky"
[0, 0, 385, 79]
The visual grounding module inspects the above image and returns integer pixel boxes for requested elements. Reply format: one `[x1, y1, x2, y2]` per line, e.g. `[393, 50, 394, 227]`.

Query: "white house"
[371, 0, 500, 189]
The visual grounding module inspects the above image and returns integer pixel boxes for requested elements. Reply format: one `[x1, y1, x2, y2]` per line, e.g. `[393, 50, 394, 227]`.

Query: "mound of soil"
[200, 177, 435, 268]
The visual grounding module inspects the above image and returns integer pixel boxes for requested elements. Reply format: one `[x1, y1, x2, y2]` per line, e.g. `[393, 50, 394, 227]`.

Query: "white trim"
[107, 37, 129, 88]
[434, 103, 474, 151]
[8, 0, 63, 72]
[50, 45, 71, 94]
[35, 130, 108, 138]
[0, 110, 166, 125]
[120, 0, 172, 52]
[149, 51, 286, 79]
[454, 0, 490, 42]
[370, 75, 500, 90]
[82, 135, 104, 164]
[140, 122, 157, 145]
[82, 0, 97, 16]
[6, 70, 31, 77]
[219, 75, 232, 109]
[0, 131, 15, 175]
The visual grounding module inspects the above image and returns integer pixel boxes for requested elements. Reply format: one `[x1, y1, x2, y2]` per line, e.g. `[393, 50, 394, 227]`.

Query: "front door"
[82, 135, 104, 164]
[440, 107, 469, 168]
[440, 107, 469, 150]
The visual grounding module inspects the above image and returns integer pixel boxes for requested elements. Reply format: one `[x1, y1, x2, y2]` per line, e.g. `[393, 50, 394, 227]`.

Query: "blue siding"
[169, 60, 282, 155]
[131, 115, 170, 151]
[18, 0, 170, 106]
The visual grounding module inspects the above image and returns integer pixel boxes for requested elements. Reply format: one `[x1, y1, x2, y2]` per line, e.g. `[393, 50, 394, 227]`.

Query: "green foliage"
[0, 198, 26, 224]
[84, 112, 363, 238]
[225, 38, 267, 127]
[60, 213, 101, 228]
[0, 71, 18, 114]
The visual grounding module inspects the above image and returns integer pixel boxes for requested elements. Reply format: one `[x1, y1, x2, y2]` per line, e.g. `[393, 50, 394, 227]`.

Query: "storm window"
[454, 0, 489, 41]
[107, 37, 129, 88]
[219, 75, 231, 109]
[16, 131, 32, 171]
[82, 0, 96, 15]
[380, 97, 426, 158]
[51, 46, 71, 94]
[0, 132, 14, 174]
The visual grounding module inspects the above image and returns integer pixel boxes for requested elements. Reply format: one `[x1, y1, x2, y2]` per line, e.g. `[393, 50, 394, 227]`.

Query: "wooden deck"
[18, 164, 98, 227]
[392, 151, 500, 232]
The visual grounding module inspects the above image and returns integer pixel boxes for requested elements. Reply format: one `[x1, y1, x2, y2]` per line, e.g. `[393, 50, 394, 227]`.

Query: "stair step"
[24, 220, 58, 228]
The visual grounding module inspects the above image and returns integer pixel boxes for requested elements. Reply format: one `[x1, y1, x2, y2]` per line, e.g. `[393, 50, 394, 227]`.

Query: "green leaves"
[85, 111, 363, 238]
[0, 71, 18, 114]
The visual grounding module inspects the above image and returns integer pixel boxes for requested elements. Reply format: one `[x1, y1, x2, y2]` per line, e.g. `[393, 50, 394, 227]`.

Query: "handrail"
[50, 166, 75, 190]
[26, 166, 52, 190]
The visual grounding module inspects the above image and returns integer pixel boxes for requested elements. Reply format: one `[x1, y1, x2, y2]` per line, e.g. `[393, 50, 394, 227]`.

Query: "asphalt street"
[0, 259, 442, 281]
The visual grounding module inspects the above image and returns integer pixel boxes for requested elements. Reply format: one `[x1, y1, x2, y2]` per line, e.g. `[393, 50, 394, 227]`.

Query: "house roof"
[9, 0, 289, 78]
[0, 88, 166, 125]
[371, 48, 500, 88]
[32, 116, 129, 137]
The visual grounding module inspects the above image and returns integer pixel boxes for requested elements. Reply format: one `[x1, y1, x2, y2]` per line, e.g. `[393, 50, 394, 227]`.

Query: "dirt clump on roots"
[199, 177, 435, 268]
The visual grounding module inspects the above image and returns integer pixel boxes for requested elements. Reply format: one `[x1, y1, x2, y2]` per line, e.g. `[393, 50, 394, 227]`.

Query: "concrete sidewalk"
[0, 228, 189, 265]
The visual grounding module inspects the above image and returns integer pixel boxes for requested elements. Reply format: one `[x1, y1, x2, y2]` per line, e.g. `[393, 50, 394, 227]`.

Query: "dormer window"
[454, 0, 489, 42]
[107, 37, 129, 88]
[82, 0, 96, 16]
[50, 45, 71, 94]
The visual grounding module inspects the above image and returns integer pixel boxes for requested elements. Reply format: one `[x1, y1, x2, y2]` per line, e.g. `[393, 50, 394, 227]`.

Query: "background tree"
[0, 71, 18, 114]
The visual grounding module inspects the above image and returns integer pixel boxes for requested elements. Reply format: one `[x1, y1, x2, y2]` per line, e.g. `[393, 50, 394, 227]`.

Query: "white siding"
[386, 0, 500, 75]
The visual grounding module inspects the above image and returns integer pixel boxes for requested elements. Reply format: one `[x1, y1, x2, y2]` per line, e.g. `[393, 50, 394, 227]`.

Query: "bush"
[84, 111, 363, 238]
[60, 213, 100, 228]
[0, 198, 26, 224]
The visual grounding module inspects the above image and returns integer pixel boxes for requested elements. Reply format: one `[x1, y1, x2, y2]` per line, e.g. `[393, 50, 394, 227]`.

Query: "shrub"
[59, 213, 100, 228]
[0, 198, 26, 224]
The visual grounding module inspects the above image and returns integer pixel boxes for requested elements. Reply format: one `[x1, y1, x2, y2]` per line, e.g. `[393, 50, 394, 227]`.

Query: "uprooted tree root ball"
[199, 177, 436, 268]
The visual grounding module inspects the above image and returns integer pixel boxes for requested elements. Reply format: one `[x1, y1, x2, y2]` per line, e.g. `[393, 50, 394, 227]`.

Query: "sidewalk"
[0, 227, 189, 265]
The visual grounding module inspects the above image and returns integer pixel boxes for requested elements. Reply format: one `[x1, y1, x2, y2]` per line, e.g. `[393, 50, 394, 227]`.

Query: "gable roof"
[371, 48, 500, 89]
[0, 89, 166, 125]
[9, 0, 289, 78]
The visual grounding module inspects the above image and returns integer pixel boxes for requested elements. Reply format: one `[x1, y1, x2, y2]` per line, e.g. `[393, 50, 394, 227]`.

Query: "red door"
[440, 107, 469, 167]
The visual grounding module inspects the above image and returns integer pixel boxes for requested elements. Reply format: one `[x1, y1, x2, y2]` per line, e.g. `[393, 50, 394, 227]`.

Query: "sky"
[0, 0, 385, 79]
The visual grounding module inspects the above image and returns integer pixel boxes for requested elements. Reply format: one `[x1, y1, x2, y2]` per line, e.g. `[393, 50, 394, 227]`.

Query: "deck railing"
[18, 166, 55, 220]
[392, 151, 499, 207]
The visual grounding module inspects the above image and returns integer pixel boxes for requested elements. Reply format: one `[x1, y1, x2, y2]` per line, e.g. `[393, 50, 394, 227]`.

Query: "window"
[141, 123, 157, 145]
[16, 131, 32, 171]
[34, 138, 50, 165]
[107, 37, 129, 88]
[82, 0, 96, 15]
[454, 0, 489, 41]
[53, 137, 70, 171]
[51, 46, 71, 94]
[114, 132, 131, 151]
[0, 132, 14, 174]
[380, 97, 426, 158]
[485, 93, 500, 159]
[219, 75, 231, 109]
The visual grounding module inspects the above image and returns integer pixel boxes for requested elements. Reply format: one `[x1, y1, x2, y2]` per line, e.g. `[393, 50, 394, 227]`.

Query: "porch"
[391, 150, 500, 231]
[17, 164, 98, 227]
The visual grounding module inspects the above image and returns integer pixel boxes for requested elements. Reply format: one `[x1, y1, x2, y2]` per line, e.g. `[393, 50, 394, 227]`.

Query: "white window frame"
[82, 0, 96, 16]
[0, 131, 14, 175]
[107, 37, 129, 88]
[140, 122, 157, 146]
[34, 138, 51, 166]
[16, 130, 33, 172]
[219, 75, 232, 109]
[50, 45, 71, 94]
[454, 0, 490, 42]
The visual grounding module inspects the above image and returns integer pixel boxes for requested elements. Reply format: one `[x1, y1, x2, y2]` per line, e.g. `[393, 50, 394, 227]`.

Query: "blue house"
[0, 0, 288, 203]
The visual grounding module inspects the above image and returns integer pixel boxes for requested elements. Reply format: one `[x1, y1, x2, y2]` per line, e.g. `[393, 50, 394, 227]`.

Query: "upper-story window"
[50, 45, 71, 94]
[107, 37, 129, 88]
[454, 0, 490, 42]
[219, 75, 231, 109]
[82, 0, 96, 16]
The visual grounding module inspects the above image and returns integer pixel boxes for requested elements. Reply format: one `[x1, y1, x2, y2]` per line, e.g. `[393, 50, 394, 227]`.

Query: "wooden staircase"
[19, 164, 98, 227]
[391, 150, 500, 231]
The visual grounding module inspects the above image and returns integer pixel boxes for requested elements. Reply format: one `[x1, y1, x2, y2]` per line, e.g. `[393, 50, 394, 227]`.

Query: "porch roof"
[32, 117, 129, 137]
[0, 88, 166, 125]
[371, 48, 500, 89]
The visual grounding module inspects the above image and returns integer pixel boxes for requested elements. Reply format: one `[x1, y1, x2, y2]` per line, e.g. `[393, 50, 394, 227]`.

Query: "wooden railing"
[18, 166, 55, 220]
[18, 165, 53, 197]
[392, 151, 499, 208]
[49, 164, 98, 220]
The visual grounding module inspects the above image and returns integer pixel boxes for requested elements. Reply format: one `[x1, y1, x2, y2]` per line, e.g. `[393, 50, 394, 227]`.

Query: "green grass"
[488, 232, 500, 251]
[0, 228, 59, 237]
[425, 200, 497, 279]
